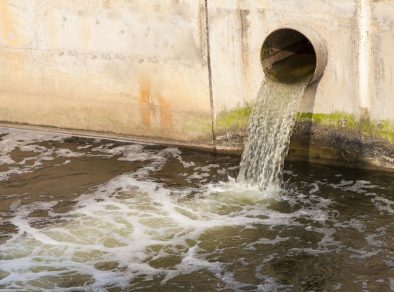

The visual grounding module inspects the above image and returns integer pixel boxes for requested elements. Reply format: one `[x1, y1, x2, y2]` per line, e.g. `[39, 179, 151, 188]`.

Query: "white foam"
[370, 195, 394, 214]
[390, 279, 394, 291]
[55, 149, 84, 158]
[0, 139, 304, 290]
[0, 128, 65, 182]
[330, 179, 378, 194]
[1, 127, 393, 291]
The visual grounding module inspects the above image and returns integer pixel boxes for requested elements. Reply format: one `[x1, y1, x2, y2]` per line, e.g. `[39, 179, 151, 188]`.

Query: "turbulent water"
[238, 79, 309, 191]
[0, 127, 393, 291]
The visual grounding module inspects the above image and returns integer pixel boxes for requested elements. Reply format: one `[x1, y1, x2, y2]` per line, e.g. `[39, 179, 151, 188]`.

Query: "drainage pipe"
[261, 27, 328, 84]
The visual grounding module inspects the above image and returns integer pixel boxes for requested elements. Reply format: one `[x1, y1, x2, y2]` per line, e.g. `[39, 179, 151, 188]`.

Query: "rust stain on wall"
[157, 95, 172, 130]
[139, 78, 153, 129]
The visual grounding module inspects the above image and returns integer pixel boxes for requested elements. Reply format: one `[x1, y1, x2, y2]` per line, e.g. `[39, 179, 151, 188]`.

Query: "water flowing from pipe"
[237, 79, 310, 191]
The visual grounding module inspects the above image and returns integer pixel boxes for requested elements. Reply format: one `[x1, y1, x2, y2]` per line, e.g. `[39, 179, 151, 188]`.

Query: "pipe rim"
[261, 27, 328, 84]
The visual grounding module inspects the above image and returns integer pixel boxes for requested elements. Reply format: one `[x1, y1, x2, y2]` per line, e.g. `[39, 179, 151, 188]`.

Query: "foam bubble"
[0, 128, 393, 291]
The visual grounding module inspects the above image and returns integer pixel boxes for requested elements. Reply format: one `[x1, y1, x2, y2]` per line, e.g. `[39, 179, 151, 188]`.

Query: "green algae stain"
[215, 104, 253, 133]
[215, 107, 394, 145]
[297, 112, 358, 129]
[362, 120, 394, 144]
[184, 114, 213, 141]
[297, 112, 394, 144]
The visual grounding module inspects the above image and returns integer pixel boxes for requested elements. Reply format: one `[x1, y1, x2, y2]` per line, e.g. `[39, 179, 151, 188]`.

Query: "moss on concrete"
[214, 107, 393, 170]
[360, 119, 394, 144]
[215, 107, 394, 145]
[184, 114, 213, 142]
[297, 112, 394, 144]
[297, 112, 358, 129]
[215, 103, 253, 133]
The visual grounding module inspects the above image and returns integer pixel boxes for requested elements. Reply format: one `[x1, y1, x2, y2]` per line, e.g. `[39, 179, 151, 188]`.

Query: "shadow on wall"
[290, 81, 394, 170]
[289, 80, 323, 160]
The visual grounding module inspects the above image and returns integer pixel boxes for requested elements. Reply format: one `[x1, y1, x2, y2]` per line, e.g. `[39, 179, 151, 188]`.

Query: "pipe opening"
[261, 29, 317, 84]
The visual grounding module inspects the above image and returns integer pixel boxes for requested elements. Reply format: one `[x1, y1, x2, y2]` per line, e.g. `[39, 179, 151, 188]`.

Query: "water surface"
[0, 128, 393, 291]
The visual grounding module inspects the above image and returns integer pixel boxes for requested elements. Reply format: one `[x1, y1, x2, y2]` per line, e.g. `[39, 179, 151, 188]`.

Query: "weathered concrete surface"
[290, 113, 394, 171]
[211, 0, 360, 132]
[0, 0, 213, 143]
[371, 0, 394, 122]
[209, 0, 394, 170]
[0, 0, 393, 170]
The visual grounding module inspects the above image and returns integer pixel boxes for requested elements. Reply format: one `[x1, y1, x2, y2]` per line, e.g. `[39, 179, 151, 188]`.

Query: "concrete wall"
[211, 0, 360, 135]
[0, 0, 393, 169]
[208, 0, 394, 169]
[372, 0, 394, 121]
[0, 0, 213, 143]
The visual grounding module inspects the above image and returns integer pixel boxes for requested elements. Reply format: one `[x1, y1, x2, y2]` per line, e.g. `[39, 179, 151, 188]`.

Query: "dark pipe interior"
[261, 29, 317, 84]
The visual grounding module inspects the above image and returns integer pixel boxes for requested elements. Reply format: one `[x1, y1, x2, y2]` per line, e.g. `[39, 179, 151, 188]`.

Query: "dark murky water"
[0, 128, 393, 291]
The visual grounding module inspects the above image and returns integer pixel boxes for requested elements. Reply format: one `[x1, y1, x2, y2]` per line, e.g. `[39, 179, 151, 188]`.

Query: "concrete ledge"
[0, 122, 216, 154]
[2, 121, 393, 173]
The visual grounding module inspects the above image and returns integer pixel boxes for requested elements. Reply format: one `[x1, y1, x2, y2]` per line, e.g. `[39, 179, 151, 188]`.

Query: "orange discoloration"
[157, 95, 172, 129]
[139, 78, 152, 128]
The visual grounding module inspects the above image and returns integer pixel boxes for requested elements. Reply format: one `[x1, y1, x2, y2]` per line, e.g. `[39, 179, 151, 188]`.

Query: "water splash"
[238, 79, 310, 191]
[0, 128, 393, 291]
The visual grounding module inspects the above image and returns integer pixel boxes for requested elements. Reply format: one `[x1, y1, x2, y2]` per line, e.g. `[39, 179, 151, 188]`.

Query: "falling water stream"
[237, 79, 309, 191]
[237, 41, 317, 191]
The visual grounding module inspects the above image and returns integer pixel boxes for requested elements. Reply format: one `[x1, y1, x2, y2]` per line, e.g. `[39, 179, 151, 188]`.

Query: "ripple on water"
[0, 127, 393, 291]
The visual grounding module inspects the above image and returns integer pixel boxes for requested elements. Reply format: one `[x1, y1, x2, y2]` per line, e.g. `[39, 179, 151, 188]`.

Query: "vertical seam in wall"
[204, 0, 217, 144]
[358, 0, 372, 113]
